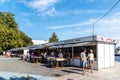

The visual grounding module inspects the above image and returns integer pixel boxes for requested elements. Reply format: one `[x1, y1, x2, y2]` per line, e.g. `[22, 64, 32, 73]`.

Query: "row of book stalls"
[10, 35, 118, 70]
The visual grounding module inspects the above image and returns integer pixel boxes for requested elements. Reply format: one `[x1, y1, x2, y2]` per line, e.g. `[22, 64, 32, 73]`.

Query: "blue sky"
[0, 0, 120, 45]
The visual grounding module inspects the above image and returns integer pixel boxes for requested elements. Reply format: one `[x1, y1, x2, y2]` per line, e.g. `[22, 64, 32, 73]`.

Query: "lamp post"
[92, 23, 95, 40]
[93, 23, 94, 37]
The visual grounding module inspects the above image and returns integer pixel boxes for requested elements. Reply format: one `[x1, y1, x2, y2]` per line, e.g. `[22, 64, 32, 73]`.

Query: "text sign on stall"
[96, 36, 118, 43]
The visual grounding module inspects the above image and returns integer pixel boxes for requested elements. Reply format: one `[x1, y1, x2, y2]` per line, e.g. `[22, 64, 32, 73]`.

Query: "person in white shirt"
[44, 52, 47, 63]
[26, 51, 30, 61]
[51, 50, 55, 57]
[58, 50, 63, 58]
[80, 49, 88, 75]
[23, 51, 27, 61]
[44, 52, 47, 59]
[88, 49, 94, 73]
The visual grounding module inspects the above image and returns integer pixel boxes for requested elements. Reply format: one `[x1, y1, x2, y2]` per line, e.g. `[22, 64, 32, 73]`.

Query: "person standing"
[23, 51, 27, 61]
[51, 50, 55, 57]
[44, 51, 47, 63]
[88, 49, 94, 73]
[58, 50, 63, 58]
[26, 51, 30, 61]
[41, 51, 44, 63]
[66, 52, 71, 66]
[58, 50, 64, 67]
[80, 49, 88, 75]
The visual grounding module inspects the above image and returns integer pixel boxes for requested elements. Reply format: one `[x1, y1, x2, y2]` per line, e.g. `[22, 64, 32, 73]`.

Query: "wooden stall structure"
[10, 35, 118, 69]
[10, 47, 26, 57]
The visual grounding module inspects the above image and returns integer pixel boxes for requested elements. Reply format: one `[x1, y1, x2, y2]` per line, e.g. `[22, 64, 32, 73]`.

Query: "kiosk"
[10, 47, 29, 57]
[49, 35, 118, 70]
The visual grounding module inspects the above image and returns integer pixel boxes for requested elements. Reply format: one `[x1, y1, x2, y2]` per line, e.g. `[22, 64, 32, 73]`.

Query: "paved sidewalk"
[0, 56, 120, 80]
[0, 56, 68, 77]
[54, 56, 120, 80]
[54, 66, 120, 80]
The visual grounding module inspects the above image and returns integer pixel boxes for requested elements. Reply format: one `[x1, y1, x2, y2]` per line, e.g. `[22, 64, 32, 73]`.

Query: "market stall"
[10, 35, 118, 70]
[49, 36, 118, 70]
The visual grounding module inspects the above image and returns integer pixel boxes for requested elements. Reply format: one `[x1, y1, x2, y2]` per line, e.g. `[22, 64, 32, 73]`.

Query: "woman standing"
[88, 49, 94, 73]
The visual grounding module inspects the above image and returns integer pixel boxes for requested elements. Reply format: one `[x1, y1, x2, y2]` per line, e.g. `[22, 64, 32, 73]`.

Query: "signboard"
[96, 36, 118, 43]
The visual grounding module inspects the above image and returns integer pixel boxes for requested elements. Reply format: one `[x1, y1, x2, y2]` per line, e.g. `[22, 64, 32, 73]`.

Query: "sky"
[0, 0, 120, 46]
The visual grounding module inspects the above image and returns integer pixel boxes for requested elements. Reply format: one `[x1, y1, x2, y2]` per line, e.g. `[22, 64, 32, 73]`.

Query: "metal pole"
[93, 23, 95, 40]
[71, 47, 74, 66]
[93, 23, 94, 36]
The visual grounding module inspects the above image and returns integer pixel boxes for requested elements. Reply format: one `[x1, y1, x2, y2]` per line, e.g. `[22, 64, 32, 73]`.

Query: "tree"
[49, 32, 59, 43]
[0, 12, 33, 51]
[19, 31, 33, 47]
[0, 12, 18, 29]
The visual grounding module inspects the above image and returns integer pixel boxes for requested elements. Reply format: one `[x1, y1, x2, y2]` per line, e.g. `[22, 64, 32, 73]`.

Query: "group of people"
[80, 49, 94, 75]
[40, 48, 94, 75]
[23, 51, 35, 62]
[41, 49, 71, 67]
[23, 48, 94, 75]
[41, 50, 65, 59]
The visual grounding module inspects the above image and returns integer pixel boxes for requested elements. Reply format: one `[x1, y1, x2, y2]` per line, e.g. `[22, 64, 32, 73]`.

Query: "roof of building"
[10, 35, 118, 51]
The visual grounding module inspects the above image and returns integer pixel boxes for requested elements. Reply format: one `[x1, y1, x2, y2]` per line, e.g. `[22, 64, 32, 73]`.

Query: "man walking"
[80, 49, 88, 75]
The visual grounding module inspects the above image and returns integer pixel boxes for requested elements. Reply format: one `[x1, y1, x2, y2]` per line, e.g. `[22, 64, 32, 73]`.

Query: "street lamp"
[92, 23, 95, 40]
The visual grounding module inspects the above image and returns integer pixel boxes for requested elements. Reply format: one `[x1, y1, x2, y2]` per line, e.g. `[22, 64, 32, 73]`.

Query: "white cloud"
[50, 12, 120, 31]
[76, 12, 120, 37]
[0, 0, 10, 3]
[41, 7, 62, 16]
[21, 0, 61, 16]
[73, 10, 105, 14]
[87, 12, 120, 44]
[28, 0, 58, 11]
[87, 0, 108, 3]
[79, 0, 108, 3]
[94, 12, 120, 33]
[87, 0, 98, 2]
[20, 12, 29, 16]
[49, 19, 95, 29]
[52, 12, 120, 45]
[57, 28, 93, 40]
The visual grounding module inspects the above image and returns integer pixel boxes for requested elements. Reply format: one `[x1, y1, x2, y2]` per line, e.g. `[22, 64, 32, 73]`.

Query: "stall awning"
[10, 47, 25, 51]
[49, 42, 97, 49]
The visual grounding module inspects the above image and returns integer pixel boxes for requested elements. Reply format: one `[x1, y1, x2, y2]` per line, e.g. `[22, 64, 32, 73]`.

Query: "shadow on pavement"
[61, 69, 80, 74]
[51, 74, 63, 77]
[0, 77, 5, 80]
[40, 64, 54, 68]
[69, 68, 82, 71]
[0, 76, 37, 80]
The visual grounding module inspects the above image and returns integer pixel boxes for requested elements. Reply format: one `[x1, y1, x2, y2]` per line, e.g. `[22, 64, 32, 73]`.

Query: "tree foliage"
[0, 12, 33, 52]
[49, 32, 59, 43]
